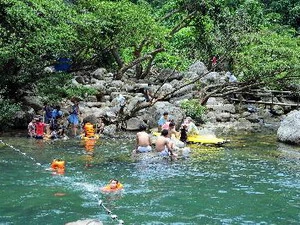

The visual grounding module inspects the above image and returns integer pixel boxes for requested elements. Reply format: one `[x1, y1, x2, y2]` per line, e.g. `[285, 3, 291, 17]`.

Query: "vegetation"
[0, 0, 299, 128]
[180, 99, 206, 123]
[0, 100, 20, 130]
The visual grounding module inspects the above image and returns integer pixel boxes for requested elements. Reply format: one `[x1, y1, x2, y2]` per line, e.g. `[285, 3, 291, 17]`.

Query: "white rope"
[98, 199, 124, 224]
[0, 139, 41, 166]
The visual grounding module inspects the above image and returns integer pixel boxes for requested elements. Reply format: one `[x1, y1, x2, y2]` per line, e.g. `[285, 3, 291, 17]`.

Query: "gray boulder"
[188, 61, 208, 76]
[277, 110, 300, 145]
[91, 68, 107, 80]
[145, 101, 185, 128]
[126, 117, 147, 131]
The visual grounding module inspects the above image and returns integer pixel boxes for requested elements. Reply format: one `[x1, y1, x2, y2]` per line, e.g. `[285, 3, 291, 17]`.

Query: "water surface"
[0, 133, 299, 225]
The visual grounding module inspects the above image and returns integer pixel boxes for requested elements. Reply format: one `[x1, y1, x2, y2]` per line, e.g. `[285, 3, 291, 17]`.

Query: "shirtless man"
[135, 125, 152, 153]
[155, 129, 176, 158]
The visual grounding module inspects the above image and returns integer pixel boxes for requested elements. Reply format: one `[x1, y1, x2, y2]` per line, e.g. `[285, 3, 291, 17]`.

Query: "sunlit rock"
[277, 110, 300, 145]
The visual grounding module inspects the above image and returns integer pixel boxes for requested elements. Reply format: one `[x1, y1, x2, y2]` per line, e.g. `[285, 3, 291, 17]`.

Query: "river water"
[0, 132, 299, 225]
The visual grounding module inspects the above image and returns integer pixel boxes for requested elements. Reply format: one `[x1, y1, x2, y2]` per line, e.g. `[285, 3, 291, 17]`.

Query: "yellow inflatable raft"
[152, 131, 227, 145]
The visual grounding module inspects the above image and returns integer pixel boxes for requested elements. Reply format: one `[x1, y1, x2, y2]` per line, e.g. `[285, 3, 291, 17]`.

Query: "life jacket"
[51, 159, 65, 174]
[85, 138, 96, 151]
[101, 183, 123, 192]
[35, 122, 45, 136]
[84, 123, 95, 137]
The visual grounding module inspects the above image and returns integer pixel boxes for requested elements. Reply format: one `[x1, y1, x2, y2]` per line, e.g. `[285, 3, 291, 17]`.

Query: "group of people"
[27, 100, 106, 140]
[28, 102, 68, 140]
[135, 112, 200, 159]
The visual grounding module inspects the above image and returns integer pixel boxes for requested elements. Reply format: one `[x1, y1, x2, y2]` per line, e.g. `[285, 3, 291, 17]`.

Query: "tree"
[74, 0, 167, 79]
[0, 0, 79, 99]
[233, 28, 300, 89]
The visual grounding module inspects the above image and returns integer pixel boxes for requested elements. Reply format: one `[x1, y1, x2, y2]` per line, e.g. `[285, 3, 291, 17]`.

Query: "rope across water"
[0, 139, 41, 166]
[98, 198, 124, 225]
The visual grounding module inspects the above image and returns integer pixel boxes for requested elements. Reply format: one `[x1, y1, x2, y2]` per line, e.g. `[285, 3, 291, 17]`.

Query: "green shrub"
[37, 73, 97, 104]
[0, 100, 21, 130]
[180, 99, 206, 123]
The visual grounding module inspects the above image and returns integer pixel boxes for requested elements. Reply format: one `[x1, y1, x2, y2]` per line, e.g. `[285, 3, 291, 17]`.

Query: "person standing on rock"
[68, 100, 80, 136]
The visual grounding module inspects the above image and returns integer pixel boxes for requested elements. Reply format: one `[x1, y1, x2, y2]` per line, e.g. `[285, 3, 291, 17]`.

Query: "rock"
[159, 68, 184, 81]
[206, 97, 225, 106]
[200, 72, 222, 85]
[188, 61, 208, 76]
[103, 124, 117, 136]
[23, 96, 43, 111]
[82, 115, 97, 124]
[91, 68, 107, 79]
[277, 110, 300, 145]
[216, 112, 231, 122]
[65, 219, 103, 225]
[74, 76, 85, 84]
[145, 101, 185, 128]
[246, 113, 260, 123]
[126, 117, 147, 131]
[85, 95, 97, 102]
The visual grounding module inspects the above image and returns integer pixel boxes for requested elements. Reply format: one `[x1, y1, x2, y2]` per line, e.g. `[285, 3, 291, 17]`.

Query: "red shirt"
[35, 122, 45, 136]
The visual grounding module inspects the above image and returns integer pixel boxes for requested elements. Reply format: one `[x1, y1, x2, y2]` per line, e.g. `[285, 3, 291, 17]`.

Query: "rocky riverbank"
[16, 61, 298, 140]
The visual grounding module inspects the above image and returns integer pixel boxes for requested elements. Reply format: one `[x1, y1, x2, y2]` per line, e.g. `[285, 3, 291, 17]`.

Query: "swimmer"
[101, 179, 123, 192]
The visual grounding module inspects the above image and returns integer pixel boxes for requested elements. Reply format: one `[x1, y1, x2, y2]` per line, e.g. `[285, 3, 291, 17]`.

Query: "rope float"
[98, 199, 124, 225]
[0, 139, 41, 166]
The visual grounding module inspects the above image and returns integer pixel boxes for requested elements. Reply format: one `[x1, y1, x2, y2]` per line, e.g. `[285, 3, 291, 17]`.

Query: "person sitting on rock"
[135, 125, 152, 153]
[182, 117, 200, 136]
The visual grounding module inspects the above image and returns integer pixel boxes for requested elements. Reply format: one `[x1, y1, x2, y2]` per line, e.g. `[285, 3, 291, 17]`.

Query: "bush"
[37, 73, 97, 104]
[0, 100, 21, 130]
[180, 99, 206, 123]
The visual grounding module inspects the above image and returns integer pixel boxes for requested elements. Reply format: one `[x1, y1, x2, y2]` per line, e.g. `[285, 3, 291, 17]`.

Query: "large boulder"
[277, 110, 300, 145]
[126, 117, 147, 131]
[145, 101, 185, 128]
[188, 61, 208, 76]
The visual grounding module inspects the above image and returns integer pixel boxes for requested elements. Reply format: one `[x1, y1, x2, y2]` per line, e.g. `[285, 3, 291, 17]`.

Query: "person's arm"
[165, 140, 173, 155]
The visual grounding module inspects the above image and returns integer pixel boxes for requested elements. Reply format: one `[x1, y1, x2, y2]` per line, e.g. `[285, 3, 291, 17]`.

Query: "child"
[180, 124, 188, 143]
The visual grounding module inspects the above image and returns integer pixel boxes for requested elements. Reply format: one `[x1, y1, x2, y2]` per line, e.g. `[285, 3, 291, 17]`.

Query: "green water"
[0, 133, 299, 225]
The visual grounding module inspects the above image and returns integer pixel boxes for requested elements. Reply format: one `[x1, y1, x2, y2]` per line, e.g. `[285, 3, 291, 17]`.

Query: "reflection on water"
[0, 133, 300, 225]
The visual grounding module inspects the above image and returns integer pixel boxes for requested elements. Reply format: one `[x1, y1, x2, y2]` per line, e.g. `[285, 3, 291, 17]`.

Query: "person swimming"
[100, 179, 124, 192]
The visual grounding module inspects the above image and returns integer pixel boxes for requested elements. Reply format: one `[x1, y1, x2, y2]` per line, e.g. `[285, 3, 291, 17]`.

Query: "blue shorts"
[137, 146, 152, 153]
[68, 114, 79, 125]
[158, 148, 169, 157]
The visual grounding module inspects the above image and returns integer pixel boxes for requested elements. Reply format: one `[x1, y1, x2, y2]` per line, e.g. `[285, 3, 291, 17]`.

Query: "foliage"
[262, 0, 300, 30]
[233, 28, 300, 89]
[37, 73, 97, 104]
[1, 0, 300, 114]
[180, 99, 206, 123]
[0, 99, 21, 130]
[74, 0, 166, 68]
[0, 0, 79, 99]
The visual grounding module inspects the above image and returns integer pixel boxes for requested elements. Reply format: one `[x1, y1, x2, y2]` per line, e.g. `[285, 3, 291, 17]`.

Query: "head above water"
[161, 129, 169, 137]
[109, 179, 119, 189]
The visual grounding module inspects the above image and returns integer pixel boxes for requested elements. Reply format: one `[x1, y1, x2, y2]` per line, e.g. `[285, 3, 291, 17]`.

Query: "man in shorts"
[135, 125, 152, 153]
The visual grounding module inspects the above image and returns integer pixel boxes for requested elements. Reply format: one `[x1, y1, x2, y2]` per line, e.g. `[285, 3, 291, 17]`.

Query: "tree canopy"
[0, 0, 299, 127]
